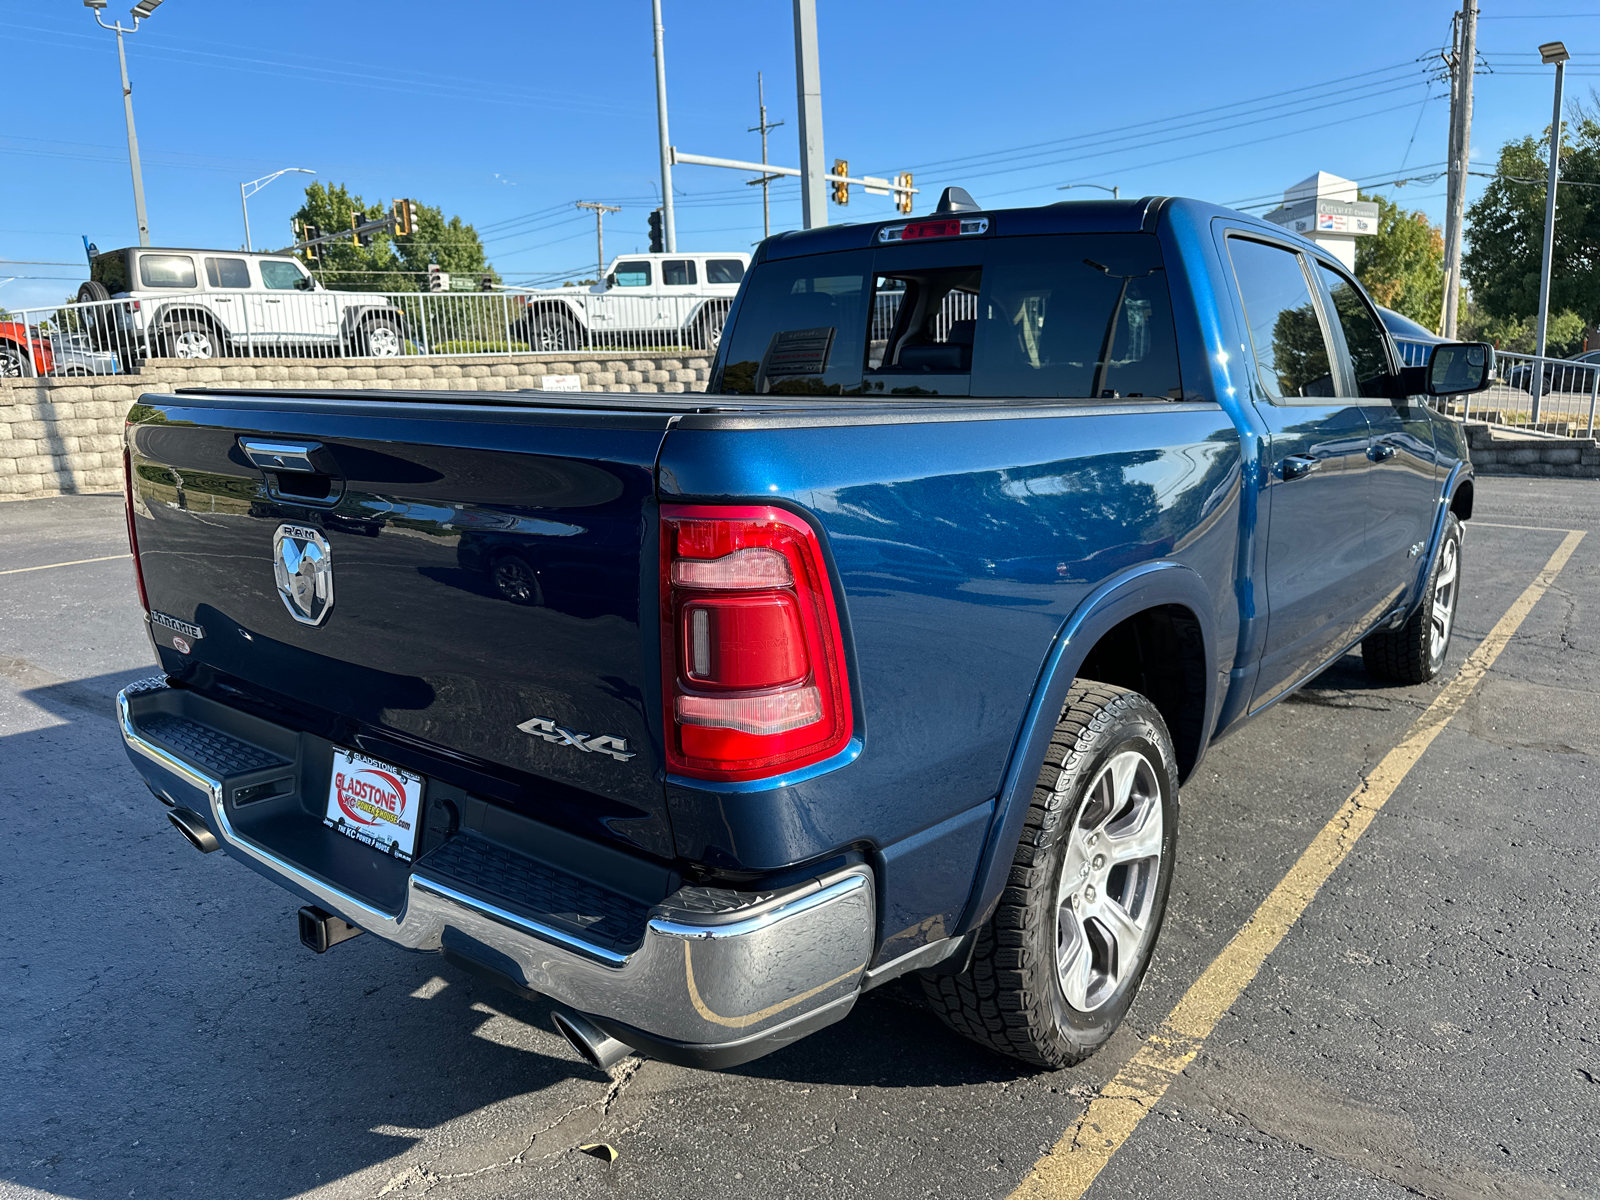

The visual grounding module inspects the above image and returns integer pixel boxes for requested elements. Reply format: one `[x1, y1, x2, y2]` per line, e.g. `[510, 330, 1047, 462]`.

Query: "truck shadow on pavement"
[3, 669, 1026, 1200]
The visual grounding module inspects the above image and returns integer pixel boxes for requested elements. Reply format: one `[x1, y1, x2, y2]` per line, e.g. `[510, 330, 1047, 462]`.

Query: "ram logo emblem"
[517, 717, 635, 763]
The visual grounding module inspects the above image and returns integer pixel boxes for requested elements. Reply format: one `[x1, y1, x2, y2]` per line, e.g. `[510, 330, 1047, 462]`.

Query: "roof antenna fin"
[934, 187, 981, 214]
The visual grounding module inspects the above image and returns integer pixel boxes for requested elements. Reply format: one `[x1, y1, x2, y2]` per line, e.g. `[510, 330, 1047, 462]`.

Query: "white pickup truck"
[510, 252, 749, 352]
[81, 247, 411, 359]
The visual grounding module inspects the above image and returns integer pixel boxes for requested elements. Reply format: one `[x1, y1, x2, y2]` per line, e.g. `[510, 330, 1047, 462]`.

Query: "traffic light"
[479, 273, 495, 292]
[648, 208, 664, 254]
[895, 172, 913, 215]
[393, 198, 417, 237]
[427, 264, 449, 293]
[832, 159, 849, 206]
[351, 212, 361, 247]
[301, 223, 322, 264]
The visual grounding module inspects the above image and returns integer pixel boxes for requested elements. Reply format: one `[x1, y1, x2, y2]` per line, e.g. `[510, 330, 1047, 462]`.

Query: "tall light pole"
[792, 0, 827, 230]
[1439, 0, 1477, 338]
[85, 0, 165, 247]
[240, 168, 315, 252]
[1531, 40, 1570, 425]
[650, 0, 676, 254]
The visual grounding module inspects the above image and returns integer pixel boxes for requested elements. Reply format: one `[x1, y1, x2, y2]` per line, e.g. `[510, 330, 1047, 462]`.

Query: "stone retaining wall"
[0, 352, 709, 501]
[1464, 422, 1600, 479]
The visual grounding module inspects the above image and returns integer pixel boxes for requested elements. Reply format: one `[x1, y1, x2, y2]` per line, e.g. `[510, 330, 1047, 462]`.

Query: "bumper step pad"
[417, 833, 651, 955]
[137, 713, 288, 777]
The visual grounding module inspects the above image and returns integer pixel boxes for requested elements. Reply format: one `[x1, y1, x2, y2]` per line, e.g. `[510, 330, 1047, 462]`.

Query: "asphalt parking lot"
[2, 477, 1597, 1200]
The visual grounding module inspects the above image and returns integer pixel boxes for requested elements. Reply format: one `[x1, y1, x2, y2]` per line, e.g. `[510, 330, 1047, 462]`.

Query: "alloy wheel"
[1055, 748, 1165, 1013]
[1429, 537, 1459, 670]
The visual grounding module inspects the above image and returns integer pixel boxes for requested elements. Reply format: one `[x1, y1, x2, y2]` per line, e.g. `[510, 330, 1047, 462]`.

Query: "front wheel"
[1362, 513, 1462, 684]
[922, 682, 1179, 1067]
[0, 340, 29, 377]
[694, 303, 728, 352]
[525, 310, 580, 353]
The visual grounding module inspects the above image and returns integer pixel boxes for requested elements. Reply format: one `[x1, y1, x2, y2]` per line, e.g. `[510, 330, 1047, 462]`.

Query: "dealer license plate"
[324, 746, 424, 861]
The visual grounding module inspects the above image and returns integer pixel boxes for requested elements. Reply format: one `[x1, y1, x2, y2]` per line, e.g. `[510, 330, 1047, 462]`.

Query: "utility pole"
[792, 0, 827, 230]
[87, 0, 167, 247]
[1532, 41, 1571, 425]
[747, 72, 785, 239]
[1439, 0, 1477, 338]
[575, 202, 621, 285]
[650, 0, 676, 253]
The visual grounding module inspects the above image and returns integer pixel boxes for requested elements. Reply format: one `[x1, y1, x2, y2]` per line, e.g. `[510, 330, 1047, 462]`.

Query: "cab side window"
[1227, 237, 1336, 401]
[259, 260, 305, 290]
[1316, 264, 1391, 398]
[613, 262, 652, 287]
[662, 260, 697, 286]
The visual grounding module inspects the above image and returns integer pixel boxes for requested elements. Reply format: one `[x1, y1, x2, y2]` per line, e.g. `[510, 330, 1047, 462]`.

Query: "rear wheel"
[694, 303, 728, 352]
[1362, 513, 1462, 684]
[489, 553, 542, 605]
[922, 682, 1178, 1067]
[358, 317, 403, 358]
[526, 310, 580, 353]
[160, 320, 218, 359]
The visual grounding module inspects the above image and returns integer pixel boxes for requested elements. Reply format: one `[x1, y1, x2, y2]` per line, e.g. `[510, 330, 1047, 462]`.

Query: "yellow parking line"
[1010, 528, 1586, 1200]
[0, 553, 131, 577]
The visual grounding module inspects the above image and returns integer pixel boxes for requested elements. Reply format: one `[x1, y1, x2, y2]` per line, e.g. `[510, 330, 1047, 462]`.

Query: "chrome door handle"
[1369, 442, 1397, 462]
[240, 439, 323, 473]
[1279, 454, 1319, 481]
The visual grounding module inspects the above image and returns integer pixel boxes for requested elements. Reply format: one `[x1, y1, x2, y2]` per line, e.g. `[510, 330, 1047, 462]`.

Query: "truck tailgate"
[126, 391, 675, 856]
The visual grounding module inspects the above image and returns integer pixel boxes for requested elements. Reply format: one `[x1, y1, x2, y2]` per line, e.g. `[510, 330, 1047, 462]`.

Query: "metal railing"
[0, 288, 734, 378]
[1459, 349, 1600, 438]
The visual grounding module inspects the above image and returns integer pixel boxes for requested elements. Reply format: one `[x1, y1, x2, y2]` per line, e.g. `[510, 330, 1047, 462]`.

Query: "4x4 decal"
[516, 717, 635, 763]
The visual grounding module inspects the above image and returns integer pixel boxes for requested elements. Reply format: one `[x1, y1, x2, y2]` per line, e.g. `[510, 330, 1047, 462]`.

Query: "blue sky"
[2, 0, 1597, 311]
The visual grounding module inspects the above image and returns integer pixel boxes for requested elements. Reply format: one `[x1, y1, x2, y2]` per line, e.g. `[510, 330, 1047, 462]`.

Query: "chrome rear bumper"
[118, 680, 874, 1067]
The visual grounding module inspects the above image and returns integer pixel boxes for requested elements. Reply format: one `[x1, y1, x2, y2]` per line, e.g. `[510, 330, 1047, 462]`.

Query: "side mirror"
[606, 273, 617, 288]
[1391, 341, 1495, 398]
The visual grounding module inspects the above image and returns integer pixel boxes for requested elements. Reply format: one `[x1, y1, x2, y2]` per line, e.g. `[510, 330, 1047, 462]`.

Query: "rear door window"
[138, 254, 196, 289]
[717, 250, 871, 395]
[1227, 237, 1336, 401]
[662, 259, 697, 286]
[205, 257, 251, 289]
[706, 259, 745, 285]
[613, 261, 652, 287]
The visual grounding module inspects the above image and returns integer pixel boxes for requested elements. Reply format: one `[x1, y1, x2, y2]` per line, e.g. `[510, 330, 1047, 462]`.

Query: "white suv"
[80, 247, 410, 359]
[511, 252, 748, 352]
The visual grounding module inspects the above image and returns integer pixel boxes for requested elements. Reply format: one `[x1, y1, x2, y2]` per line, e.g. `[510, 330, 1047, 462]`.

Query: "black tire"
[489, 553, 542, 605]
[694, 303, 728, 352]
[922, 682, 1179, 1068]
[1362, 513, 1462, 684]
[0, 340, 28, 377]
[77, 280, 114, 352]
[357, 317, 403, 358]
[524, 309, 580, 353]
[159, 320, 218, 359]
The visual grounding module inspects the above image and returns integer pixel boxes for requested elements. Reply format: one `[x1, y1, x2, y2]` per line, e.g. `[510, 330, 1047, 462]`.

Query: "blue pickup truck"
[117, 190, 1491, 1071]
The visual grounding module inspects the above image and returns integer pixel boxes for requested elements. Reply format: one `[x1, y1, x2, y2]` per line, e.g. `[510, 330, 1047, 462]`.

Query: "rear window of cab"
[714, 233, 1180, 400]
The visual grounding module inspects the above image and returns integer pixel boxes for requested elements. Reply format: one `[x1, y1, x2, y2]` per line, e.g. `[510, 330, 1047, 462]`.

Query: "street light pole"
[792, 0, 827, 230]
[87, 0, 166, 247]
[239, 167, 316, 252]
[650, 0, 676, 253]
[748, 72, 785, 239]
[1532, 40, 1570, 426]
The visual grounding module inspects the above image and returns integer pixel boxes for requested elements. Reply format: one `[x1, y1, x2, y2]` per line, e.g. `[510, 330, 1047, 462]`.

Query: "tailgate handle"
[241, 440, 323, 474]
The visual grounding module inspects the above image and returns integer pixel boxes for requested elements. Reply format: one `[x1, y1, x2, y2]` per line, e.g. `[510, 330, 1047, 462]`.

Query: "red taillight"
[123, 446, 149, 613]
[661, 505, 852, 781]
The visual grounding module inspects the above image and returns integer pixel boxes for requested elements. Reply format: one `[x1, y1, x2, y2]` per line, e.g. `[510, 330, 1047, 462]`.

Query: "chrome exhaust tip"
[168, 807, 219, 853]
[553, 1009, 635, 1071]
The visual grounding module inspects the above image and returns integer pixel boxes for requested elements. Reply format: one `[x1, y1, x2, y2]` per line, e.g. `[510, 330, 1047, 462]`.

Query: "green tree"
[1355, 192, 1445, 330]
[290, 183, 495, 292]
[1463, 110, 1600, 330]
